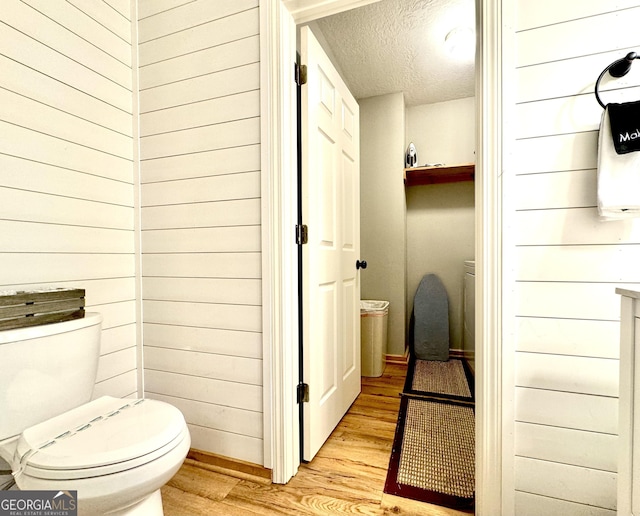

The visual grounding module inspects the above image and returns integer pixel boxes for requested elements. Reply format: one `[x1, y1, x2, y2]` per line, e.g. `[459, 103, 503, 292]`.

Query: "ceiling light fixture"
[444, 26, 475, 60]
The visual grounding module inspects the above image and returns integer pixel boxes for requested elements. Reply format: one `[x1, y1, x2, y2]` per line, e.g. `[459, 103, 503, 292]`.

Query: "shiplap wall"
[0, 0, 137, 398]
[137, 0, 263, 465]
[511, 1, 640, 513]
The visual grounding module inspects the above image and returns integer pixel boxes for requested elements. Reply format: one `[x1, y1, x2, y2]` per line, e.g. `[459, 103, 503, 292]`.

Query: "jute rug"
[403, 356, 474, 402]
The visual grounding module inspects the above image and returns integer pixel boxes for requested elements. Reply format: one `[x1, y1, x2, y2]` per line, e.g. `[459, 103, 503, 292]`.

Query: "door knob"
[356, 260, 367, 270]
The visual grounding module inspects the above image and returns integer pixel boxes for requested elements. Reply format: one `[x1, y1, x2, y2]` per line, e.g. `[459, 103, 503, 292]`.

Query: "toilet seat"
[13, 396, 188, 481]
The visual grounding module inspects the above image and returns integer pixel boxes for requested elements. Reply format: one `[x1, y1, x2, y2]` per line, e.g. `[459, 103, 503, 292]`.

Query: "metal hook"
[595, 52, 638, 109]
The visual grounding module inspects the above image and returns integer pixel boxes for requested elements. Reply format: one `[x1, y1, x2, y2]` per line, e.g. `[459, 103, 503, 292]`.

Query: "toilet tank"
[0, 312, 102, 439]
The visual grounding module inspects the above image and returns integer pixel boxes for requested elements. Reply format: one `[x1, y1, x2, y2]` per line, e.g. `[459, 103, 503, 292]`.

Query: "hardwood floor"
[161, 364, 472, 515]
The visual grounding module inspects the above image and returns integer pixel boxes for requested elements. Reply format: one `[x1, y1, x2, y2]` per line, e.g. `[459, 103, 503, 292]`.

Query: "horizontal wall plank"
[138, 0, 195, 20]
[139, 8, 258, 66]
[143, 300, 261, 333]
[0, 221, 133, 254]
[90, 300, 136, 330]
[187, 423, 263, 466]
[141, 199, 261, 230]
[516, 352, 618, 397]
[0, 55, 131, 135]
[144, 369, 262, 413]
[517, 245, 640, 283]
[515, 387, 618, 434]
[92, 370, 138, 400]
[140, 90, 259, 137]
[142, 253, 261, 279]
[81, 278, 136, 306]
[140, 144, 260, 183]
[140, 63, 259, 113]
[515, 208, 640, 246]
[100, 323, 136, 356]
[143, 323, 262, 359]
[0, 187, 133, 230]
[0, 122, 132, 184]
[103, 0, 130, 20]
[138, 0, 258, 43]
[0, 88, 132, 160]
[517, 8, 640, 68]
[516, 282, 627, 321]
[514, 170, 596, 210]
[516, 317, 619, 359]
[143, 277, 261, 305]
[142, 171, 260, 206]
[515, 491, 615, 516]
[140, 117, 260, 161]
[145, 347, 262, 386]
[149, 393, 262, 439]
[96, 346, 137, 383]
[515, 421, 617, 472]
[515, 131, 597, 175]
[142, 226, 261, 254]
[139, 36, 259, 90]
[514, 456, 616, 510]
[66, 0, 131, 43]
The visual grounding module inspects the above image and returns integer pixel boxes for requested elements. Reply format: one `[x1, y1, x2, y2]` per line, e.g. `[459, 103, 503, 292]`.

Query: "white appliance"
[0, 313, 190, 515]
[463, 260, 475, 375]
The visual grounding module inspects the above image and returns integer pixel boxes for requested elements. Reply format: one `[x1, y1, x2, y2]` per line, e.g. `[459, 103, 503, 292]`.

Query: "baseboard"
[385, 347, 409, 365]
[187, 449, 272, 485]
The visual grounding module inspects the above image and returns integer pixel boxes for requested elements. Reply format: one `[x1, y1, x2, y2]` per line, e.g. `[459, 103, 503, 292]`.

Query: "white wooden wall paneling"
[141, 199, 261, 230]
[517, 245, 640, 282]
[140, 90, 260, 137]
[3, 0, 131, 88]
[515, 131, 597, 175]
[0, 55, 131, 134]
[142, 226, 261, 253]
[516, 352, 618, 397]
[514, 170, 596, 210]
[138, 0, 258, 43]
[143, 300, 262, 333]
[139, 8, 258, 66]
[145, 347, 262, 386]
[142, 171, 260, 206]
[0, 22, 130, 112]
[137, 0, 195, 20]
[139, 36, 259, 90]
[514, 492, 615, 516]
[143, 323, 262, 359]
[91, 300, 136, 329]
[140, 63, 260, 113]
[140, 118, 259, 160]
[151, 393, 263, 439]
[144, 369, 262, 413]
[82, 278, 136, 306]
[186, 424, 262, 465]
[514, 456, 616, 510]
[102, 0, 130, 20]
[516, 317, 619, 359]
[515, 387, 617, 435]
[0, 88, 131, 159]
[65, 0, 130, 42]
[0, 188, 133, 229]
[0, 123, 132, 183]
[93, 370, 137, 399]
[142, 253, 261, 279]
[515, 421, 617, 472]
[101, 324, 137, 356]
[143, 277, 261, 305]
[96, 346, 137, 383]
[140, 143, 260, 183]
[21, 0, 131, 65]
[516, 208, 640, 246]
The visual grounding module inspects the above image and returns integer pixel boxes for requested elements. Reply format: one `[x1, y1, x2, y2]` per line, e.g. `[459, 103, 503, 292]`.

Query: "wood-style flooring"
[161, 363, 471, 515]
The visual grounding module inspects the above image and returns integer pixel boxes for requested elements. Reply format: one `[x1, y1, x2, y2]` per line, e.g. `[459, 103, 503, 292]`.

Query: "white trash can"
[360, 300, 389, 377]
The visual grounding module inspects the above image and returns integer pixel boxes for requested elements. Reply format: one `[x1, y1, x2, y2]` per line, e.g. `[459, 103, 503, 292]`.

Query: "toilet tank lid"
[14, 396, 186, 472]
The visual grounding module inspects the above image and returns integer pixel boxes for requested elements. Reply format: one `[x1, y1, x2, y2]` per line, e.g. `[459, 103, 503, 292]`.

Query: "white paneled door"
[300, 25, 361, 462]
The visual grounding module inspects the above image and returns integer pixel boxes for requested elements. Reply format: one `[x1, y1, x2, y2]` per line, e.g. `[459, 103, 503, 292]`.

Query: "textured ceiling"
[311, 0, 475, 106]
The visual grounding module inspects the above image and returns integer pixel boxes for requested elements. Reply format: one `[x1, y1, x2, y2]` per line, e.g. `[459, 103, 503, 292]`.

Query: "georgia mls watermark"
[0, 491, 77, 516]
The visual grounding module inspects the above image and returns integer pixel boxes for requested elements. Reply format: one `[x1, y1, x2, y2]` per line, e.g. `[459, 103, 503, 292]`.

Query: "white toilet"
[0, 312, 190, 515]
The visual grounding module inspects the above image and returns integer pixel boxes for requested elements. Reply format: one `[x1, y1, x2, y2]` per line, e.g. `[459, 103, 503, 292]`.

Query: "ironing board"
[412, 274, 449, 361]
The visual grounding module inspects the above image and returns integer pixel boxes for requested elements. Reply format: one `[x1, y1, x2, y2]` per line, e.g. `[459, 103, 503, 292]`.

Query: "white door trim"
[261, 5, 508, 513]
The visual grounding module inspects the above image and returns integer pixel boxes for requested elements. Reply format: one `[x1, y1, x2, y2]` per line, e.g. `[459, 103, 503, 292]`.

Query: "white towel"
[597, 106, 640, 220]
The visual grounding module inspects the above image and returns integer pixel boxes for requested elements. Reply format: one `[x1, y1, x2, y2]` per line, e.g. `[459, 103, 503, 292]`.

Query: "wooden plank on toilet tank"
[0, 288, 85, 330]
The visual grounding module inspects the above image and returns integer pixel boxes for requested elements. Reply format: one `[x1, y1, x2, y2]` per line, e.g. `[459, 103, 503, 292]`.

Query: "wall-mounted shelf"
[404, 163, 475, 187]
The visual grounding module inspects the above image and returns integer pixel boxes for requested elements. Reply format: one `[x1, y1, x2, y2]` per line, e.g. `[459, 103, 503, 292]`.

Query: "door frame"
[259, 0, 508, 513]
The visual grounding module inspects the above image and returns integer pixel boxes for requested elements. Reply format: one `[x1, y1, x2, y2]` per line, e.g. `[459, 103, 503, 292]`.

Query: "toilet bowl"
[0, 312, 190, 515]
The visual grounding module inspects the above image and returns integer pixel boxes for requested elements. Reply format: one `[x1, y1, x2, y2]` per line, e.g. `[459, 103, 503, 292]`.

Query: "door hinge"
[297, 383, 309, 404]
[295, 63, 307, 86]
[296, 224, 308, 245]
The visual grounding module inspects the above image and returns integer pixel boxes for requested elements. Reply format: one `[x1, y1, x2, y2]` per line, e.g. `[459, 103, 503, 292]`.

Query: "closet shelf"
[404, 163, 475, 186]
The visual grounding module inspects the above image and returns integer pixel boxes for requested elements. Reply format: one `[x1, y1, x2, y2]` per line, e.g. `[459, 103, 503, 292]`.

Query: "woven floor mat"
[403, 357, 474, 402]
[384, 397, 475, 509]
